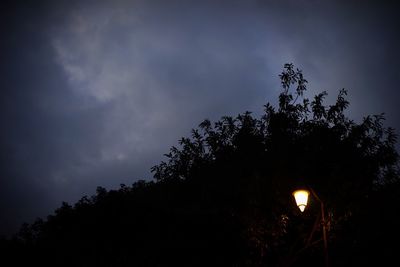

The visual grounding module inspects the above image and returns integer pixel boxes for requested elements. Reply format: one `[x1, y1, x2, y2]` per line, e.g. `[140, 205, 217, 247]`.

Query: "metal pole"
[320, 201, 329, 267]
[310, 188, 329, 267]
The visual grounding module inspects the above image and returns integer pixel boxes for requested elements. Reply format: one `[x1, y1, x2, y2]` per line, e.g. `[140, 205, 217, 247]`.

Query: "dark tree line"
[1, 64, 399, 266]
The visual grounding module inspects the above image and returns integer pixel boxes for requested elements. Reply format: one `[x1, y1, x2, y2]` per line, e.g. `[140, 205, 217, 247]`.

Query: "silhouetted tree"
[3, 64, 399, 266]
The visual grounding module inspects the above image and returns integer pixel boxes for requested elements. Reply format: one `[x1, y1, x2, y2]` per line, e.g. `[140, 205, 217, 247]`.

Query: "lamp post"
[292, 188, 329, 267]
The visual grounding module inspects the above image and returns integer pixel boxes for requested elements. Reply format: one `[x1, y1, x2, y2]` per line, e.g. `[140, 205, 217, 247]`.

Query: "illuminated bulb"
[293, 189, 310, 212]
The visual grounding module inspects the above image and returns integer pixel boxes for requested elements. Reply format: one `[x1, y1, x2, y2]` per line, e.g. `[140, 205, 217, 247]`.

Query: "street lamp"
[292, 189, 310, 212]
[292, 188, 329, 267]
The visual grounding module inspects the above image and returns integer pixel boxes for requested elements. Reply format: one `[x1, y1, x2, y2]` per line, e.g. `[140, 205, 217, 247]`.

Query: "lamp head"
[292, 189, 310, 212]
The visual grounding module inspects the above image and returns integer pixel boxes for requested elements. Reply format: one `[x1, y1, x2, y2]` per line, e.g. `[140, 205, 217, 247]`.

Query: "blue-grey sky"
[1, 0, 399, 235]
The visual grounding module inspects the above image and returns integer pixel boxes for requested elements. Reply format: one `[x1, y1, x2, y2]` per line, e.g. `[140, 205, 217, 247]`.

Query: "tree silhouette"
[2, 64, 399, 266]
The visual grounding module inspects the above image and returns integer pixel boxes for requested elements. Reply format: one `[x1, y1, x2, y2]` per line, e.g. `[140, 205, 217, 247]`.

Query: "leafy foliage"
[2, 64, 399, 266]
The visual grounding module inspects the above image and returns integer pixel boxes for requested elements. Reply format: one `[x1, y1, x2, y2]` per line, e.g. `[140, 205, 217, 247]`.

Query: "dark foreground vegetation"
[1, 64, 399, 266]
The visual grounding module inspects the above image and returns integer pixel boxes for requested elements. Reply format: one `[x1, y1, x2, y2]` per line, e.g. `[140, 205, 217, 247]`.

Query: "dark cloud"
[1, 0, 399, 235]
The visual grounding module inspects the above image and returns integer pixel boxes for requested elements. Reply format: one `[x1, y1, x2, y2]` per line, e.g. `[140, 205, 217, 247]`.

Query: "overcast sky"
[1, 0, 399, 235]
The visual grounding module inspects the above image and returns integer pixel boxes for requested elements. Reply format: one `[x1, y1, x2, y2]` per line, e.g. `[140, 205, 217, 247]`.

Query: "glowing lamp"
[293, 189, 310, 212]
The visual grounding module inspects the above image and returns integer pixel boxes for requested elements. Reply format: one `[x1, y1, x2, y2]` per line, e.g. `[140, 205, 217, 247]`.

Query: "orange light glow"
[293, 189, 310, 212]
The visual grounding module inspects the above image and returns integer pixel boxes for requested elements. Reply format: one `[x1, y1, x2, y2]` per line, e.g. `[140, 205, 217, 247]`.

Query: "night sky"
[1, 0, 399, 236]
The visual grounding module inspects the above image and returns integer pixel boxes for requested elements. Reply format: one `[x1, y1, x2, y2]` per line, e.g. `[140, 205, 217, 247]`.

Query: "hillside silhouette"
[1, 64, 399, 266]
